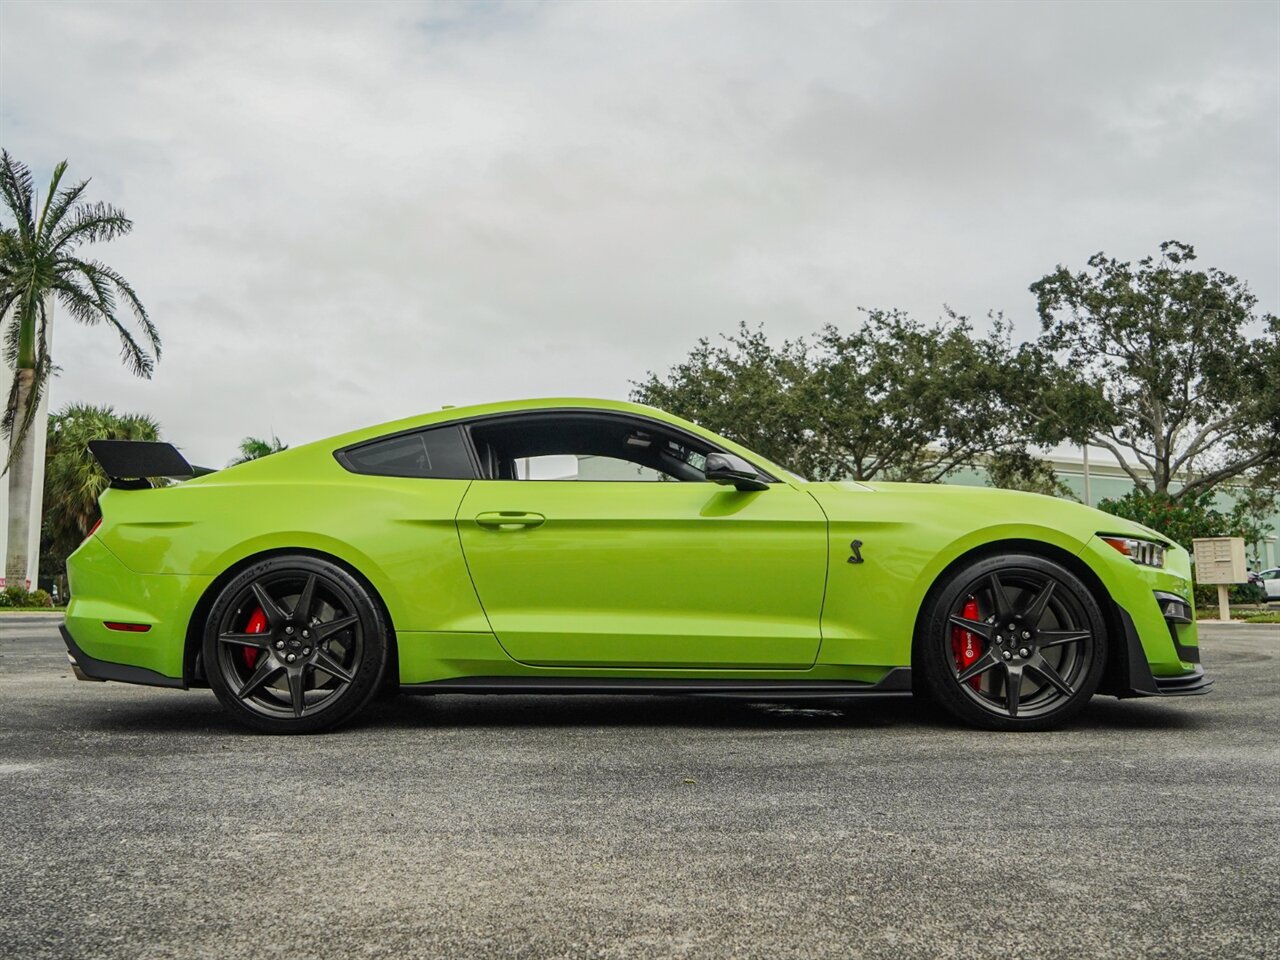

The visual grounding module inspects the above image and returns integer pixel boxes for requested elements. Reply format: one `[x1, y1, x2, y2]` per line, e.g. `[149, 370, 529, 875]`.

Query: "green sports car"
[62, 397, 1209, 734]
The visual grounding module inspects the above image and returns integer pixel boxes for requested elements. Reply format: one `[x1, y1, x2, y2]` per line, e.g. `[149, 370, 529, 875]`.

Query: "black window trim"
[334, 423, 480, 479]
[332, 407, 778, 483]
[461, 409, 779, 484]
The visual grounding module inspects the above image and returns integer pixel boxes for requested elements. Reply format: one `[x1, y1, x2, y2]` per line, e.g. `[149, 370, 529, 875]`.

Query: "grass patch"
[1236, 611, 1280, 624]
[1195, 607, 1280, 623]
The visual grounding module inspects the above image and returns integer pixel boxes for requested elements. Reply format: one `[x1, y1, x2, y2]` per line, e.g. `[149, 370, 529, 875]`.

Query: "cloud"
[2, 0, 1276, 465]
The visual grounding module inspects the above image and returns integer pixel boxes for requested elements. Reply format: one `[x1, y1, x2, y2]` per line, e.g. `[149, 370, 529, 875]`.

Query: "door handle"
[474, 511, 546, 530]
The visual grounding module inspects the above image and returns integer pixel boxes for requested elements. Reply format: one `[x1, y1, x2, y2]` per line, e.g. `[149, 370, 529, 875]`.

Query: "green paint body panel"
[64, 397, 1198, 688]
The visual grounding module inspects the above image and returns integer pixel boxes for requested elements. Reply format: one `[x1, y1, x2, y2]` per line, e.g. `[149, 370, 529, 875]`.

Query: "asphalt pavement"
[1, 615, 1277, 959]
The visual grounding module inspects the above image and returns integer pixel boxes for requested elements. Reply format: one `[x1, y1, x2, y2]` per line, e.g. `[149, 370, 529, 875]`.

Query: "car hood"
[802, 480, 1174, 548]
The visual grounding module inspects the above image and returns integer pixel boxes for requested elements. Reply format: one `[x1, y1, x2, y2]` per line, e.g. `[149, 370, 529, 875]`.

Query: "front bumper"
[1115, 606, 1213, 698]
[1080, 536, 1210, 697]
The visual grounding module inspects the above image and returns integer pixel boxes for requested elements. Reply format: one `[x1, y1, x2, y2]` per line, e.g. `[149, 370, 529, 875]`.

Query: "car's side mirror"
[704, 452, 769, 492]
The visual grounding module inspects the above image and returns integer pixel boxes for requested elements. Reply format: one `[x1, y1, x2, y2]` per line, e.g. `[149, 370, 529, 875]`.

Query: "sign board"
[1191, 537, 1248, 585]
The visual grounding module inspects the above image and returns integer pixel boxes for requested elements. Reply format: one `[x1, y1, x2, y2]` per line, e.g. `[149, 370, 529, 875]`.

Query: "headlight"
[1101, 535, 1166, 568]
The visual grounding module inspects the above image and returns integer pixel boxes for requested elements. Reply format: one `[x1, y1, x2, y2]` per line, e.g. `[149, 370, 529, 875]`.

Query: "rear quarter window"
[337, 426, 474, 479]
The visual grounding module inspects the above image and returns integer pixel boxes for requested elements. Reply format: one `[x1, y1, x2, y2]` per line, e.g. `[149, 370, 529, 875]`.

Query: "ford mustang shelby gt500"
[63, 398, 1209, 734]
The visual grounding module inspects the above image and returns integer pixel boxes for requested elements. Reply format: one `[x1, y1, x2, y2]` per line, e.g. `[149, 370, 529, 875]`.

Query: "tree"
[41, 403, 160, 575]
[1029, 241, 1279, 502]
[1, 151, 159, 585]
[983, 448, 1074, 499]
[632, 323, 811, 474]
[230, 435, 288, 465]
[633, 310, 1057, 483]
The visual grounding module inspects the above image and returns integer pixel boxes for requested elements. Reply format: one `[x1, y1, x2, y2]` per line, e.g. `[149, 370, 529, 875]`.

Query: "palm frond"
[52, 277, 114, 325]
[37, 177, 92, 243]
[2, 299, 51, 468]
[51, 276, 152, 378]
[50, 201, 133, 252]
[0, 151, 35, 242]
[0, 228, 21, 285]
[33, 160, 69, 240]
[72, 257, 160, 358]
[0, 290, 22, 365]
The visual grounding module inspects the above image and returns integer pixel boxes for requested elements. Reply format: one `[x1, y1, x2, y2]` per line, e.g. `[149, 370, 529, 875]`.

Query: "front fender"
[817, 518, 1092, 667]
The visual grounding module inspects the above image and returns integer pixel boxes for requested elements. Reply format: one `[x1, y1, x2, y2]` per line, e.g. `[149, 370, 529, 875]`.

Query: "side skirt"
[402, 666, 913, 699]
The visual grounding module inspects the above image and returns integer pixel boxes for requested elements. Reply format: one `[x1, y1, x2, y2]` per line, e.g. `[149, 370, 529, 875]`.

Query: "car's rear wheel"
[918, 553, 1106, 731]
[203, 556, 387, 734]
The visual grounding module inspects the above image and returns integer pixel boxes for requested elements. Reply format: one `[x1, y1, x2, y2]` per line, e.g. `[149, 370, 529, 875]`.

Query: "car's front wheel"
[203, 555, 388, 734]
[917, 553, 1107, 731]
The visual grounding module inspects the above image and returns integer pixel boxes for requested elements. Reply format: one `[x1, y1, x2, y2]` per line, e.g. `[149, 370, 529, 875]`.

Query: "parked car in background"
[1257, 569, 1280, 601]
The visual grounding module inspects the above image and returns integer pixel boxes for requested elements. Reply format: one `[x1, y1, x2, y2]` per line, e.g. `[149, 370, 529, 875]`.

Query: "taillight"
[104, 621, 151, 633]
[85, 518, 102, 542]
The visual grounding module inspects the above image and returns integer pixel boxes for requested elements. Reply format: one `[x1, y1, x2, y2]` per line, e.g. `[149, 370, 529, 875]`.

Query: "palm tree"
[42, 403, 160, 572]
[0, 151, 159, 585]
[230, 435, 288, 466]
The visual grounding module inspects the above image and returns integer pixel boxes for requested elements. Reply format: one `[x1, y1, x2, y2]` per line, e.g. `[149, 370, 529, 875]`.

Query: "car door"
[454, 414, 828, 669]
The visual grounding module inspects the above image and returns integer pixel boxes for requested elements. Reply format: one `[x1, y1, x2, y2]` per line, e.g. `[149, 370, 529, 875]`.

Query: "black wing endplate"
[87, 440, 195, 487]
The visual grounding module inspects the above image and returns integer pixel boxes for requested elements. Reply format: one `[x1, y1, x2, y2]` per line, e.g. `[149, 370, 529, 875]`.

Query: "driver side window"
[469, 413, 712, 482]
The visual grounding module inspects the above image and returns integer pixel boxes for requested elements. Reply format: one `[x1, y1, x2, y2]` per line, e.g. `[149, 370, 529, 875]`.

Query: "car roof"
[236, 397, 797, 485]
[333, 397, 703, 446]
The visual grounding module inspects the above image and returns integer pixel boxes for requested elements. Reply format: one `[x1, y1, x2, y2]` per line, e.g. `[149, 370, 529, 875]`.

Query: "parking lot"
[1, 615, 1277, 959]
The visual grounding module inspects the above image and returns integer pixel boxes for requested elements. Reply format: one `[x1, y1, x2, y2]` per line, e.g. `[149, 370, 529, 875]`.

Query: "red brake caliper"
[951, 596, 983, 689]
[243, 607, 268, 669]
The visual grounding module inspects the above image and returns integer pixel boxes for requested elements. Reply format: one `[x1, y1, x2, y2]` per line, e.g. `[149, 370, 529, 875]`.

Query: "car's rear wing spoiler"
[87, 440, 215, 489]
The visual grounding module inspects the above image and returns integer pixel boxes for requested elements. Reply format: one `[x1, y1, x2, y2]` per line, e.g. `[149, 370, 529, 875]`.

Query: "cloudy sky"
[2, 0, 1277, 466]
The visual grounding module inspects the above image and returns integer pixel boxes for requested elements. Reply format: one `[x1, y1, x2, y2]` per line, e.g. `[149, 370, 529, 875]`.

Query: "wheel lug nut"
[1007, 624, 1016, 632]
[1022, 631, 1031, 640]
[303, 647, 311, 655]
[286, 653, 296, 663]
[285, 626, 294, 635]
[1019, 648, 1029, 657]
[1002, 651, 1013, 660]
[301, 630, 309, 639]
[275, 640, 284, 649]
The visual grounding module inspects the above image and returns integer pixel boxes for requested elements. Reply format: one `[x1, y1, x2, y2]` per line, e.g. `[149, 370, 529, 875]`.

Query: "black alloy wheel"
[918, 553, 1107, 731]
[204, 555, 387, 734]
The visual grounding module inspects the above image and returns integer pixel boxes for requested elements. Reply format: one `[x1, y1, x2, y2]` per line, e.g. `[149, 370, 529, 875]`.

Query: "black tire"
[917, 553, 1107, 731]
[203, 555, 388, 734]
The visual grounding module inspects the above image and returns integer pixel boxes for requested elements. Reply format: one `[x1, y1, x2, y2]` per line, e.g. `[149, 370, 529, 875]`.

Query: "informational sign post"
[1192, 537, 1249, 621]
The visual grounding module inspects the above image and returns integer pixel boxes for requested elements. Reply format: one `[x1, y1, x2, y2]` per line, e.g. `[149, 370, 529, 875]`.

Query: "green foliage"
[41, 403, 161, 574]
[0, 151, 159, 458]
[633, 311, 1057, 483]
[230, 434, 288, 466]
[1096, 488, 1270, 554]
[1101, 486, 1274, 604]
[0, 585, 57, 608]
[984, 449, 1075, 499]
[1030, 241, 1279, 502]
[0, 585, 29, 607]
[1193, 583, 1265, 608]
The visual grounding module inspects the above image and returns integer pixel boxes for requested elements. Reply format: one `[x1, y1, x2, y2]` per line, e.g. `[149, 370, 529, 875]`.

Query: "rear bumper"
[60, 623, 185, 689]
[64, 533, 208, 682]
